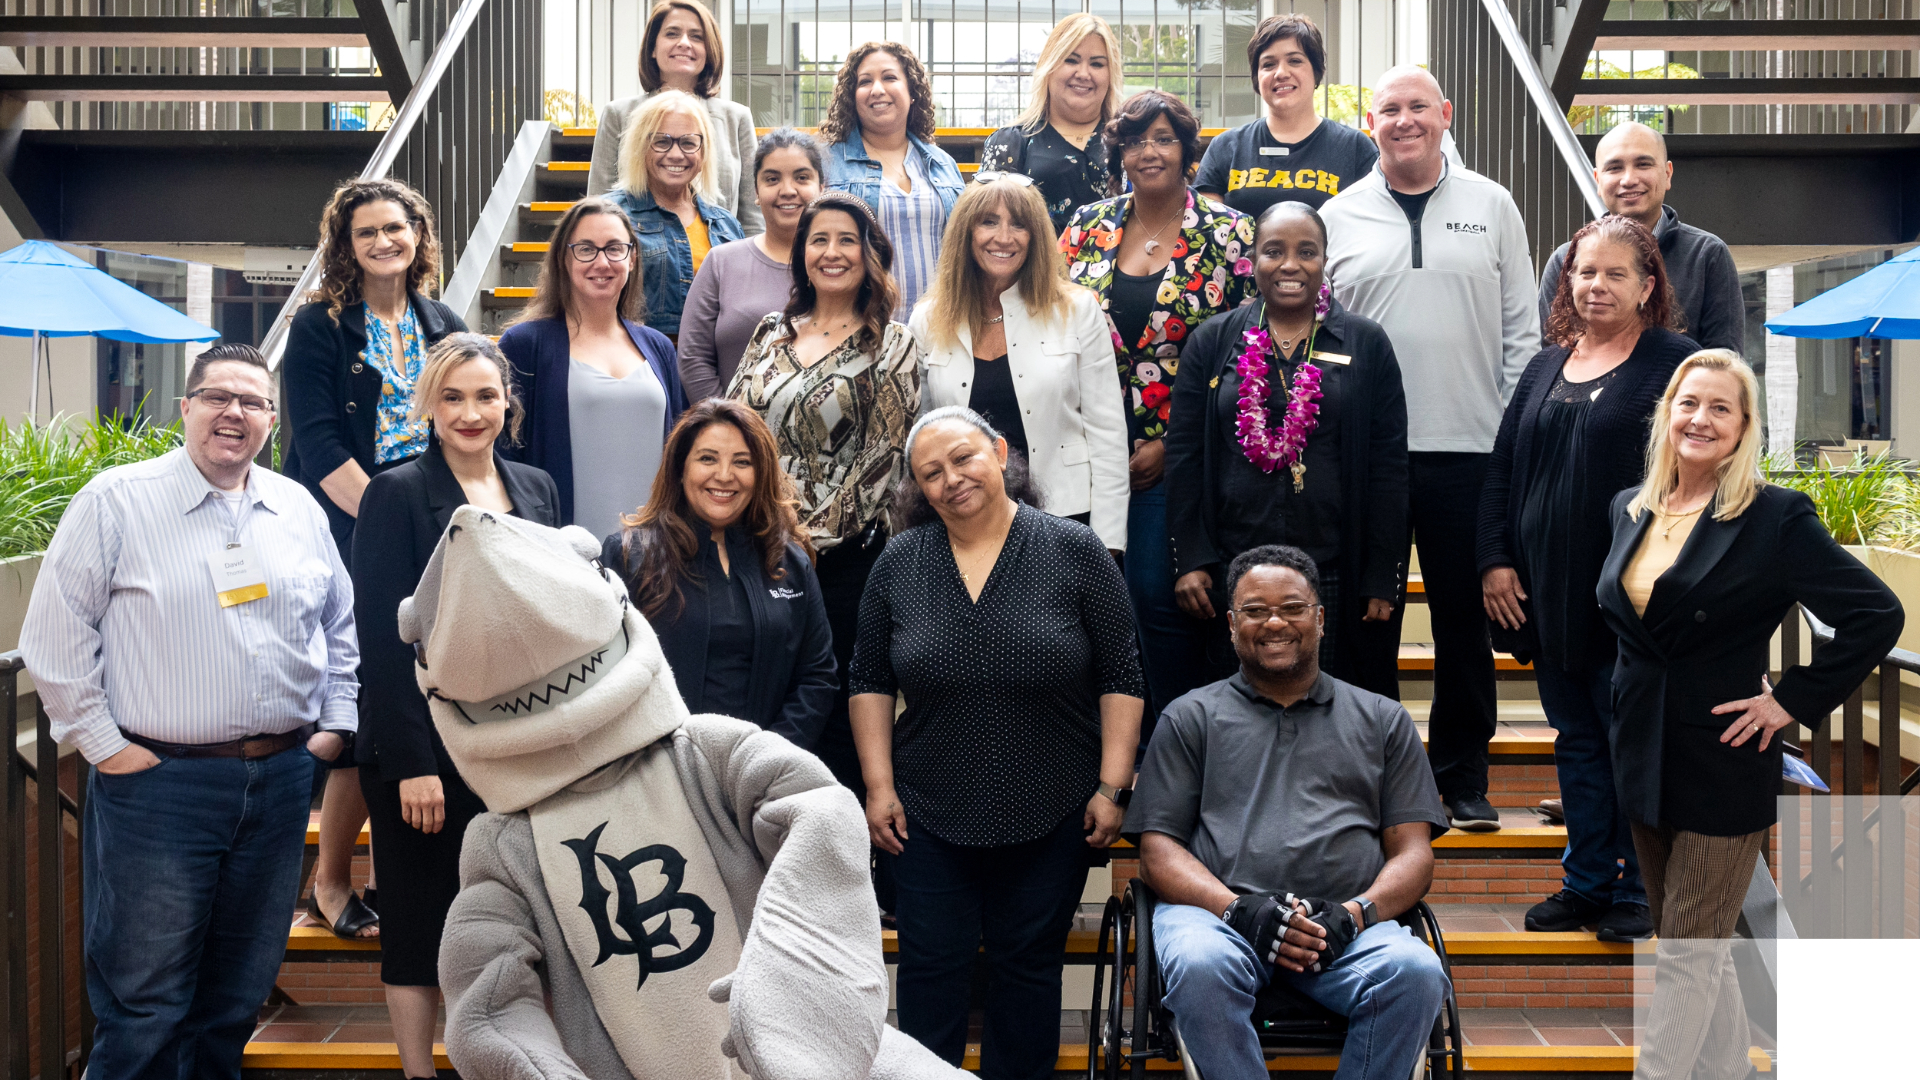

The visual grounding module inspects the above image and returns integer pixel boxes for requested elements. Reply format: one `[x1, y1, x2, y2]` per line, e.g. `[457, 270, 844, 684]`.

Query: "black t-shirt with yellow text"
[1196, 117, 1379, 219]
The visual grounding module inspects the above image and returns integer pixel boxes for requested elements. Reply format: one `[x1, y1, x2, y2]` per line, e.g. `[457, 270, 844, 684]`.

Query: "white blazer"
[910, 286, 1130, 551]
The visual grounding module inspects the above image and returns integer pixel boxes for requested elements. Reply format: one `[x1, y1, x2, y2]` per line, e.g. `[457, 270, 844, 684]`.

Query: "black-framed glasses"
[1230, 601, 1320, 625]
[650, 133, 705, 155]
[567, 241, 634, 263]
[349, 219, 419, 244]
[1121, 134, 1182, 155]
[185, 388, 274, 414]
[973, 170, 1036, 187]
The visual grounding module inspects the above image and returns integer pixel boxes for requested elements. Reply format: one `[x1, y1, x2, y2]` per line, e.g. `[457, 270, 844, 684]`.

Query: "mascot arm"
[442, 816, 595, 1080]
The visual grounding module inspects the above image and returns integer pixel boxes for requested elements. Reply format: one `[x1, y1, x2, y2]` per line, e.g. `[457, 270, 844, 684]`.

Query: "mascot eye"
[413, 641, 429, 669]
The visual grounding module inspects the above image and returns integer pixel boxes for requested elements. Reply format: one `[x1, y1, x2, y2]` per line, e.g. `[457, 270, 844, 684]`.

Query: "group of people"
[14, 6, 1906, 1080]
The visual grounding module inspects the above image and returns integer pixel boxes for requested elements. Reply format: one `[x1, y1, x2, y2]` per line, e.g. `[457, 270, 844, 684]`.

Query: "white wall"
[1894, 338, 1920, 459]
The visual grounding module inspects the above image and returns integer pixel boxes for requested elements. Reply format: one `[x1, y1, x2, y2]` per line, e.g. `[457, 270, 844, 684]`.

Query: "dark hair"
[1246, 14, 1327, 87]
[187, 342, 270, 393]
[1226, 544, 1321, 606]
[889, 407, 1044, 532]
[1254, 200, 1329, 247]
[615, 399, 807, 620]
[753, 127, 825, 179]
[818, 41, 939, 145]
[1546, 214, 1682, 347]
[779, 192, 898, 353]
[311, 178, 442, 324]
[509, 198, 646, 330]
[1103, 90, 1203, 194]
[637, 0, 724, 97]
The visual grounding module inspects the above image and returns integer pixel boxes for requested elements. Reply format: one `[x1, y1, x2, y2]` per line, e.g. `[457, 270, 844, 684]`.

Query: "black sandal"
[306, 890, 380, 941]
[360, 887, 378, 916]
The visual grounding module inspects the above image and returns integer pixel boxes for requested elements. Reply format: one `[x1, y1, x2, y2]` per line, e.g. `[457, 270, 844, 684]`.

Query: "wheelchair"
[1088, 879, 1464, 1079]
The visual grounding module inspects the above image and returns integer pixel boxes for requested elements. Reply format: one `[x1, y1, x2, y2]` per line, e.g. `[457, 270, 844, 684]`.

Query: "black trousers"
[360, 764, 487, 986]
[810, 528, 888, 802]
[1410, 451, 1497, 800]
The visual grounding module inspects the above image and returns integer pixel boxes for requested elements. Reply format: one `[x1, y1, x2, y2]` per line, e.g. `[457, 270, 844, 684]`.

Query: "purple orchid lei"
[1234, 284, 1333, 474]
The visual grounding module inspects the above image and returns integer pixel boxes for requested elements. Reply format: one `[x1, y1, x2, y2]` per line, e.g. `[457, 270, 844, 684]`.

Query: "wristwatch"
[1349, 896, 1377, 930]
[1097, 781, 1132, 807]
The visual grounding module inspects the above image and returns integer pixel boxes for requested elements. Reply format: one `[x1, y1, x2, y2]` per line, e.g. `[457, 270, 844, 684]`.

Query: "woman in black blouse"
[850, 405, 1144, 1079]
[600, 398, 837, 744]
[1477, 215, 1695, 944]
[979, 13, 1120, 233]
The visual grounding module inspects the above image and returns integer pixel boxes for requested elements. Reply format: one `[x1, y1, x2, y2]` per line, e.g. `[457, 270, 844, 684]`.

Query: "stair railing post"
[34, 699, 62, 1080]
[1877, 663, 1903, 939]
[3, 654, 26, 1080]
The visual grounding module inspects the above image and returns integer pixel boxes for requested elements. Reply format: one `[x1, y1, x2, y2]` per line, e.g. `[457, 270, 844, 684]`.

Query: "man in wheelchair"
[1123, 545, 1452, 1080]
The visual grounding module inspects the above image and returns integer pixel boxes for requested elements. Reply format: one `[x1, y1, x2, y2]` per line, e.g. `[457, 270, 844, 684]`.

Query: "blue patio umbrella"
[1765, 245, 1920, 340]
[0, 240, 218, 418]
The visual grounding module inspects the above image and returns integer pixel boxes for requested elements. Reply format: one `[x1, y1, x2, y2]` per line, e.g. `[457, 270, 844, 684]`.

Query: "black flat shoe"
[307, 890, 379, 941]
[360, 887, 378, 916]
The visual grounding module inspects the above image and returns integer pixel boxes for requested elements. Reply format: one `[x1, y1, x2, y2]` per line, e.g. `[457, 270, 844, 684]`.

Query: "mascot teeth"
[458, 625, 631, 722]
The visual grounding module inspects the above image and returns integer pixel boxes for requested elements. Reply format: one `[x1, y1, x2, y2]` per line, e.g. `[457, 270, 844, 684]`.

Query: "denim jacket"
[823, 127, 966, 218]
[605, 187, 746, 336]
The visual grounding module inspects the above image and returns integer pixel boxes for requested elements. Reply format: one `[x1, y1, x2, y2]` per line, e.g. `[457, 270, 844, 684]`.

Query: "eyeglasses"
[567, 241, 634, 263]
[1230, 601, 1320, 625]
[973, 170, 1036, 187]
[350, 220, 418, 244]
[1121, 134, 1182, 155]
[186, 388, 275, 414]
[650, 133, 705, 155]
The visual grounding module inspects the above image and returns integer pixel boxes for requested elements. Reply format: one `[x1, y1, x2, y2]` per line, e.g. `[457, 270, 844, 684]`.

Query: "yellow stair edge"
[490, 287, 537, 298]
[243, 1043, 450, 1069]
[526, 200, 575, 212]
[542, 160, 590, 171]
[1433, 825, 1565, 850]
[560, 125, 1236, 141]
[285, 925, 380, 952]
[511, 241, 550, 252]
[1440, 931, 1648, 958]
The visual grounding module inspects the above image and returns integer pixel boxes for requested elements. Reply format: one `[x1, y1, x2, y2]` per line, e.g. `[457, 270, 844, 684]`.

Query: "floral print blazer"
[1059, 188, 1257, 441]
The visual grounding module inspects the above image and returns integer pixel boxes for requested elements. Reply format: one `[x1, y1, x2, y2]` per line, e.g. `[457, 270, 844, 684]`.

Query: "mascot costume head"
[404, 507, 963, 1080]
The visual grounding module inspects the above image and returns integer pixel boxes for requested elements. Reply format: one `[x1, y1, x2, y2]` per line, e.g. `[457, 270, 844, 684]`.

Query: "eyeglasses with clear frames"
[972, 170, 1036, 187]
[350, 219, 418, 244]
[186, 388, 275, 414]
[650, 133, 705, 155]
[567, 241, 634, 263]
[1230, 601, 1320, 625]
[1122, 134, 1183, 155]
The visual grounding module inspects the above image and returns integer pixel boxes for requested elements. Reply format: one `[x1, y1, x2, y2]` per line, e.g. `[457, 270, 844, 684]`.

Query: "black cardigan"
[1165, 299, 1410, 696]
[600, 527, 836, 748]
[1475, 327, 1697, 670]
[1598, 484, 1902, 836]
[283, 294, 468, 554]
[351, 443, 560, 779]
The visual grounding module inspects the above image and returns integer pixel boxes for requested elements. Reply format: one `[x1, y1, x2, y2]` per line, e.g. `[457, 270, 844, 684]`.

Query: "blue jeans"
[1535, 663, 1645, 906]
[1126, 484, 1212, 733]
[1153, 901, 1448, 1080]
[83, 745, 316, 1080]
[890, 810, 1089, 1080]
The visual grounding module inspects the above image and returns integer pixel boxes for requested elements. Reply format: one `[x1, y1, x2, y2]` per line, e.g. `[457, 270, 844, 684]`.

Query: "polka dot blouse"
[848, 502, 1146, 846]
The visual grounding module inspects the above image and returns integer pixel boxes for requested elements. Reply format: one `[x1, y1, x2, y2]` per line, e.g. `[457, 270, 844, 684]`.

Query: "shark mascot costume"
[402, 506, 966, 1080]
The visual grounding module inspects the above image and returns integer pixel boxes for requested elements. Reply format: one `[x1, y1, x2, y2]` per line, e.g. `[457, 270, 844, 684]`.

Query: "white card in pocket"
[207, 544, 269, 608]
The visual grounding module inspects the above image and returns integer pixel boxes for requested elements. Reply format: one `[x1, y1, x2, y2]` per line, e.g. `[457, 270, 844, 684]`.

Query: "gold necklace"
[1657, 502, 1706, 538]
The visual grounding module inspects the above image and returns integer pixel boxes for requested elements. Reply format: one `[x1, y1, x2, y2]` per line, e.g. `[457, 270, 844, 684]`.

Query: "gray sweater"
[439, 715, 967, 1080]
[1537, 204, 1744, 356]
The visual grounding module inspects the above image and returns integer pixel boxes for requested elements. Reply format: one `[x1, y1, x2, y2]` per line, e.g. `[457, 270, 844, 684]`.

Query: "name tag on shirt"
[1259, 146, 1291, 157]
[1312, 351, 1352, 366]
[207, 544, 269, 608]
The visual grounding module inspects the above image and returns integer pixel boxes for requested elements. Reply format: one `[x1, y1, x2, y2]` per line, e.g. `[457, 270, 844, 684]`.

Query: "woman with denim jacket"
[818, 41, 964, 321]
[606, 90, 746, 338]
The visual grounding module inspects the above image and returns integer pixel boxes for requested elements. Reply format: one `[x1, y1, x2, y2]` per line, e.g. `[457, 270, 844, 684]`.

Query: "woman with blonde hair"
[586, 0, 759, 232]
[980, 13, 1123, 233]
[820, 40, 965, 319]
[607, 89, 746, 337]
[911, 176, 1128, 552]
[1597, 349, 1900, 1078]
[351, 332, 560, 1079]
[499, 198, 687, 536]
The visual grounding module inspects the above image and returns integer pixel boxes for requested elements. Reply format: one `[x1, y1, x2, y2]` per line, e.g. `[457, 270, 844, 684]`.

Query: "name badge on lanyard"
[208, 543, 269, 608]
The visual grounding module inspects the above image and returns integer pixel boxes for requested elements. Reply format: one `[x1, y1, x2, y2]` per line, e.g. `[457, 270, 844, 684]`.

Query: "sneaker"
[1597, 901, 1654, 942]
[1444, 793, 1502, 832]
[1525, 888, 1608, 932]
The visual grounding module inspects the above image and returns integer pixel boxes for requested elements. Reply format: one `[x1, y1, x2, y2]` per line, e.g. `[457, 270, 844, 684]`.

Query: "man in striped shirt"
[22, 342, 358, 1080]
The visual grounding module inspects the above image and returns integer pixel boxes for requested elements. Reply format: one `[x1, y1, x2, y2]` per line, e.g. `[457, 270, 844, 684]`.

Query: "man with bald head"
[1536, 121, 1744, 355]
[1322, 66, 1540, 833]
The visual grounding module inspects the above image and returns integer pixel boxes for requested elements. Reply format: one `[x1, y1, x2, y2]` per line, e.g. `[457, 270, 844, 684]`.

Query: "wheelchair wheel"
[1088, 893, 1122, 1080]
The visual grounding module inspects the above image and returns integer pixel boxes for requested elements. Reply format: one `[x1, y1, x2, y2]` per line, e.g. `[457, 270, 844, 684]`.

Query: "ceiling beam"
[1573, 78, 1920, 107]
[1592, 20, 1920, 54]
[0, 75, 390, 103]
[0, 17, 369, 50]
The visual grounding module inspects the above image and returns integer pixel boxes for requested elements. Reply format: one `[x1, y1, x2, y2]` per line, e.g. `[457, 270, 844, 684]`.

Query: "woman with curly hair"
[600, 399, 836, 745]
[1477, 214, 1696, 943]
[282, 176, 468, 948]
[819, 40, 964, 319]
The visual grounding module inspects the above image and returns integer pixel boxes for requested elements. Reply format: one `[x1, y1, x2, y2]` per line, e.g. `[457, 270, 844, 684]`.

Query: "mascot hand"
[709, 972, 764, 1078]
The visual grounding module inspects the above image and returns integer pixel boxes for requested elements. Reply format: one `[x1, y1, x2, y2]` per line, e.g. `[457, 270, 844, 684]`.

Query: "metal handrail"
[1473, 0, 1606, 219]
[258, 0, 494, 369]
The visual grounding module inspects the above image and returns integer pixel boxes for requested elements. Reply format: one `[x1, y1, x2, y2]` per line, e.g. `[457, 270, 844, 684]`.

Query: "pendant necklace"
[1659, 501, 1706, 538]
[1133, 202, 1180, 256]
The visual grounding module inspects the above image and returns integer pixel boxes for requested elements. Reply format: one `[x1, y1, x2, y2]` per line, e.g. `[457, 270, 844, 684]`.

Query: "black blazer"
[601, 527, 836, 748]
[1476, 327, 1696, 669]
[283, 294, 468, 554]
[351, 443, 560, 779]
[1598, 484, 1902, 836]
[1165, 299, 1410, 697]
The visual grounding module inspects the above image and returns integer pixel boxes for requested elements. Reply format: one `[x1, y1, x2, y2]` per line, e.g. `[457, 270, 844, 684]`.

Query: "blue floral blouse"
[362, 305, 431, 464]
